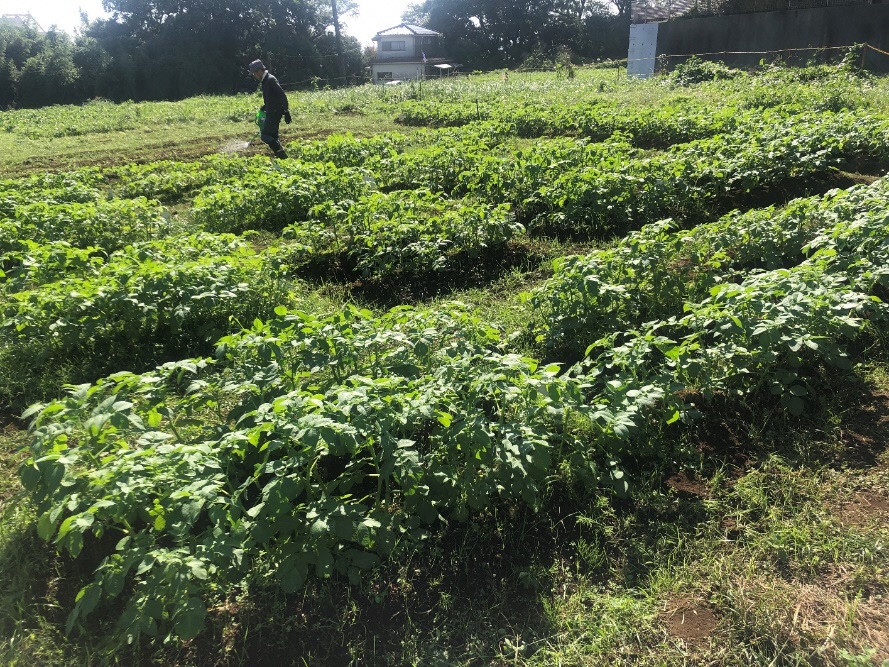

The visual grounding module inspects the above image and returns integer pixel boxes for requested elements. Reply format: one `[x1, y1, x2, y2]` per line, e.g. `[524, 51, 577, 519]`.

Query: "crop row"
[394, 72, 871, 146]
[581, 195, 888, 420]
[8, 63, 889, 650]
[99, 125, 498, 204]
[6, 111, 887, 301]
[20, 173, 889, 642]
[4, 108, 888, 306]
[12, 103, 884, 247]
[196, 111, 873, 243]
[0, 234, 287, 408]
[20, 305, 595, 642]
[531, 180, 889, 356]
[281, 189, 520, 279]
[1, 197, 176, 254]
[190, 151, 524, 279]
[191, 160, 374, 234]
[191, 109, 889, 246]
[398, 97, 741, 147]
[419, 111, 889, 237]
[0, 97, 257, 139]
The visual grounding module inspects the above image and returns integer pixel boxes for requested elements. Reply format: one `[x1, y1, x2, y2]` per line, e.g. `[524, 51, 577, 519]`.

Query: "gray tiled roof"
[373, 23, 442, 38]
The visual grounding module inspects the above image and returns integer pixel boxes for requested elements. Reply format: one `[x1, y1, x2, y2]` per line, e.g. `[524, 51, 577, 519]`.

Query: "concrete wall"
[628, 23, 660, 77]
[655, 5, 889, 71]
[375, 37, 418, 61]
[371, 63, 425, 83]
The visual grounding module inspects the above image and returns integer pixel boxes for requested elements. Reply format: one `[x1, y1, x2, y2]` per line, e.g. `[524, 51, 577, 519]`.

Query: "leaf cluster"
[20, 304, 622, 643]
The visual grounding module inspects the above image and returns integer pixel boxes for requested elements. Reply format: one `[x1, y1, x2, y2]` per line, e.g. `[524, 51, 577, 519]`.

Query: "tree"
[331, 0, 346, 80]
[0, 0, 372, 107]
[0, 23, 39, 68]
[404, 0, 523, 68]
[16, 30, 80, 107]
[88, 0, 364, 99]
[0, 57, 17, 108]
[83, 19, 140, 101]
[73, 37, 112, 100]
[404, 0, 627, 69]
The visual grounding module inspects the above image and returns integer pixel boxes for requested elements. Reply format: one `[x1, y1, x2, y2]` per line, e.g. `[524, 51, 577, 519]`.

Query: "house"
[0, 13, 44, 32]
[370, 24, 457, 84]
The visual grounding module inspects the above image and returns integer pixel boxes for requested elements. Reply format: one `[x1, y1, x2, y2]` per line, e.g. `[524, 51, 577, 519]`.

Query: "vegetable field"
[2, 61, 889, 666]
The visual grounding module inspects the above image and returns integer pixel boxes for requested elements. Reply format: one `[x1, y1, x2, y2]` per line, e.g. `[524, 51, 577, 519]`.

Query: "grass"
[0, 115, 410, 178]
[1, 65, 889, 665]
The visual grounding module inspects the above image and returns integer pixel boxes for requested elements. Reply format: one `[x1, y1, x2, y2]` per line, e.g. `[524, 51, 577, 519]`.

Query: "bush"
[670, 56, 741, 85]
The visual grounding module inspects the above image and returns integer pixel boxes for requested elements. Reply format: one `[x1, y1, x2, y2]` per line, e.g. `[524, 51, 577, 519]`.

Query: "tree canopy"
[404, 0, 628, 69]
[0, 0, 363, 109]
[0, 0, 627, 109]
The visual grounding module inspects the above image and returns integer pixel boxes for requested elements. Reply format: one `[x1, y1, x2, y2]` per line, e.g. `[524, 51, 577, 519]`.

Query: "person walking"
[248, 59, 291, 159]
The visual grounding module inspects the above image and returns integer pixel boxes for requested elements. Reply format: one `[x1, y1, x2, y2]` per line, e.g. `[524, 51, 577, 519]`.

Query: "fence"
[627, 43, 889, 78]
[632, 0, 878, 23]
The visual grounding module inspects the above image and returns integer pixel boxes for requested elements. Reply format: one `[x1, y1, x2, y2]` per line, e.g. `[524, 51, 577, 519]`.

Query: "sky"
[0, 0, 414, 46]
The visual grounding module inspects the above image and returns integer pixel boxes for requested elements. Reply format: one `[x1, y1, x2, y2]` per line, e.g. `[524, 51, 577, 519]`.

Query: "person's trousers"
[260, 111, 284, 152]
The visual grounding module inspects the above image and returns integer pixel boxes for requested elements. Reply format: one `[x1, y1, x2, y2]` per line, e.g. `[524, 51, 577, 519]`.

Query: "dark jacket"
[261, 72, 289, 114]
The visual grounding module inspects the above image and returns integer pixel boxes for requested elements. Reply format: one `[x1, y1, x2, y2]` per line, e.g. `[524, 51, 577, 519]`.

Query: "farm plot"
[2, 64, 889, 664]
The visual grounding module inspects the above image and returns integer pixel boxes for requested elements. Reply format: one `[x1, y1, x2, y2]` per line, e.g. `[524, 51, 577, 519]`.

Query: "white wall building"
[0, 13, 44, 32]
[370, 24, 456, 83]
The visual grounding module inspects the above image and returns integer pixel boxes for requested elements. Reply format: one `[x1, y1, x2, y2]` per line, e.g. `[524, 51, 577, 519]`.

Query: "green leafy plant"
[191, 161, 374, 233]
[21, 304, 606, 644]
[281, 189, 522, 278]
[1, 233, 285, 407]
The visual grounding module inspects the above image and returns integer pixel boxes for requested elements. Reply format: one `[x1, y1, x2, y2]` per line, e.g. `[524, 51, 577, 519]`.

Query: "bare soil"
[838, 389, 889, 468]
[665, 471, 711, 499]
[836, 490, 889, 528]
[660, 596, 719, 644]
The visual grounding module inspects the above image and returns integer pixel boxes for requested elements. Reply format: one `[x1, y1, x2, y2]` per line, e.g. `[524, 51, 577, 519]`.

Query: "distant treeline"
[0, 0, 629, 109]
[403, 0, 630, 70]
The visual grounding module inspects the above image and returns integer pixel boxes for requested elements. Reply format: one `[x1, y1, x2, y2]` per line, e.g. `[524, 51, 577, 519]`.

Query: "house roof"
[373, 23, 441, 39]
[0, 13, 44, 32]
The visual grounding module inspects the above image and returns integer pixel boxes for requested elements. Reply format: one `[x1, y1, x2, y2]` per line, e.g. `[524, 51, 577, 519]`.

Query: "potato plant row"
[532, 177, 889, 357]
[3, 108, 887, 412]
[0, 234, 286, 409]
[397, 96, 741, 147]
[7, 71, 889, 646]
[19, 174, 889, 643]
[8, 106, 885, 268]
[387, 110, 889, 238]
[393, 69, 870, 146]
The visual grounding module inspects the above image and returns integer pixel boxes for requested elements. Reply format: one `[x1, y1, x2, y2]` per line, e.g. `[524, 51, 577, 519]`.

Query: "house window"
[422, 36, 435, 44]
[377, 71, 393, 80]
[382, 41, 405, 51]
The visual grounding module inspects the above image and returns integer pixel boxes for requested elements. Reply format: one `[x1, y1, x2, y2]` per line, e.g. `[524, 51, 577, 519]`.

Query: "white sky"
[0, 0, 414, 46]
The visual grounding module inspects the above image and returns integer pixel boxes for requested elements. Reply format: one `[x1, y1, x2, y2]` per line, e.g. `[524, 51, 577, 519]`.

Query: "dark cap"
[248, 59, 265, 73]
